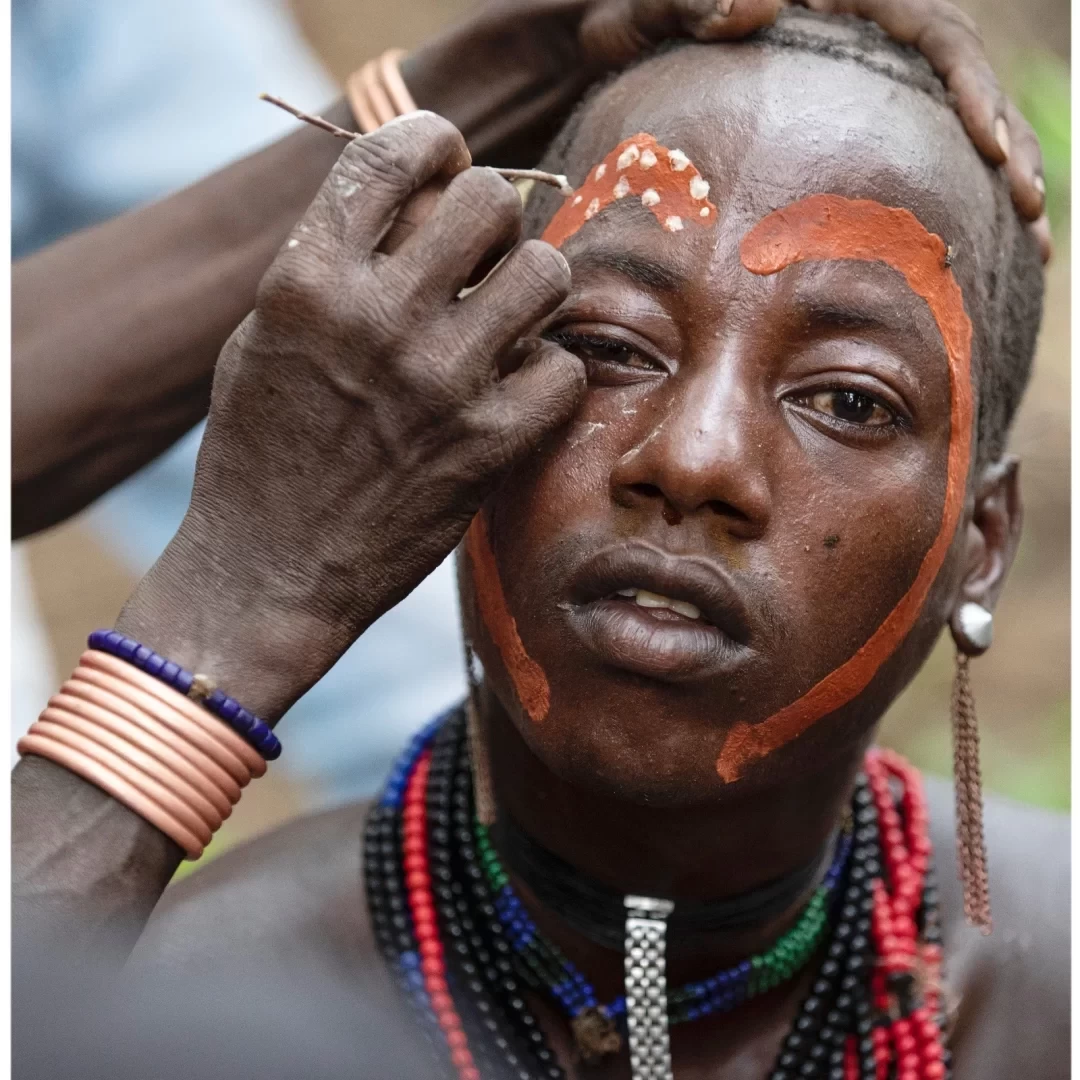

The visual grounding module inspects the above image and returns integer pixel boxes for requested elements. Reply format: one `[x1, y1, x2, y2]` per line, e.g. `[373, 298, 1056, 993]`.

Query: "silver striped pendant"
[623, 895, 676, 1080]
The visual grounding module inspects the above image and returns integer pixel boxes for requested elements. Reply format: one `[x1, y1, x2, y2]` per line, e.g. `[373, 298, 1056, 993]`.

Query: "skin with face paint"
[98, 23, 1065, 1080]
[464, 42, 996, 816]
[440, 36, 1063, 1071]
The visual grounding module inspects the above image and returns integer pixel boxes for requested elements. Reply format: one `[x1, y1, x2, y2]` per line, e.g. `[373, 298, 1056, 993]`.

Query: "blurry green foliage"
[1013, 50, 1071, 233]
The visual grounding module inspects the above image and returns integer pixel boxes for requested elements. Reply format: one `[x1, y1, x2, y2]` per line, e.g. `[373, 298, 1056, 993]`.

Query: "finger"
[1001, 100, 1047, 222]
[579, 0, 656, 68]
[581, 0, 782, 66]
[378, 179, 448, 255]
[454, 239, 572, 360]
[1030, 215, 1053, 266]
[473, 341, 587, 471]
[301, 111, 471, 258]
[684, 0, 784, 40]
[495, 336, 546, 380]
[392, 168, 524, 302]
[801, 0, 1009, 163]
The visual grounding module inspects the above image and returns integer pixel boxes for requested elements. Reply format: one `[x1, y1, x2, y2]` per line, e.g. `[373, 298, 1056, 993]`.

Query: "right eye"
[546, 330, 662, 381]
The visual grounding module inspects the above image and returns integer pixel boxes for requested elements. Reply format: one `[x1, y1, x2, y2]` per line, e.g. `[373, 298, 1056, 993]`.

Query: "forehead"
[561, 43, 996, 297]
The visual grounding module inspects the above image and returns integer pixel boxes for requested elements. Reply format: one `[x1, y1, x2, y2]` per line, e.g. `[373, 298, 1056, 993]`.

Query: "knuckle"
[256, 250, 338, 329]
[451, 168, 523, 231]
[460, 401, 519, 473]
[509, 239, 571, 306]
[340, 111, 461, 186]
[337, 133, 415, 194]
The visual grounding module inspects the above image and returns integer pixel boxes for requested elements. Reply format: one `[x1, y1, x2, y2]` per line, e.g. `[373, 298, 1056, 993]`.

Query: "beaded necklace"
[364, 705, 952, 1080]
[475, 816, 851, 1057]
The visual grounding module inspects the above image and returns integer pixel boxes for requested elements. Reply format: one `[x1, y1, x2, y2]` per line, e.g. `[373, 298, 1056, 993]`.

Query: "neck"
[480, 682, 868, 988]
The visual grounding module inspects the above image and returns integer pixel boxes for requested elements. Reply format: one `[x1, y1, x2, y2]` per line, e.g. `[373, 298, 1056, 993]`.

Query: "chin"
[523, 704, 738, 808]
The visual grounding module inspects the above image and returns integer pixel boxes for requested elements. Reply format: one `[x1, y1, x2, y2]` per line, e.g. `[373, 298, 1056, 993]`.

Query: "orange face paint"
[542, 134, 717, 249]
[471, 135, 716, 723]
[715, 194, 974, 783]
[465, 513, 551, 723]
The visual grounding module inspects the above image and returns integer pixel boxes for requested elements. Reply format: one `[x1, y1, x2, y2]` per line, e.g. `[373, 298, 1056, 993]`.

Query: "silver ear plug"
[955, 602, 993, 654]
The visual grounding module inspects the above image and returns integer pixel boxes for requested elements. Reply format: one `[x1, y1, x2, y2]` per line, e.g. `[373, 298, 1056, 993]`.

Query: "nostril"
[627, 483, 664, 502]
[707, 499, 751, 523]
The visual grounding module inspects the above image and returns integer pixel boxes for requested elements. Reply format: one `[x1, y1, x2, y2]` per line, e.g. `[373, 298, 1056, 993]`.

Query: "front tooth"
[617, 588, 637, 597]
[634, 589, 670, 609]
[670, 599, 701, 620]
[632, 589, 701, 620]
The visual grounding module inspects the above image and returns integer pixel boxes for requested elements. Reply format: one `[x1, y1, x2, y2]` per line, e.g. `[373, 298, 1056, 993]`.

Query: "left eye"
[804, 389, 894, 427]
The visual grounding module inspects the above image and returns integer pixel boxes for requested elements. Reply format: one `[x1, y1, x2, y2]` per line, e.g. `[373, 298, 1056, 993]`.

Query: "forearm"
[10, 565, 307, 958]
[12, 104, 351, 538]
[12, 754, 182, 961]
[402, 2, 592, 168]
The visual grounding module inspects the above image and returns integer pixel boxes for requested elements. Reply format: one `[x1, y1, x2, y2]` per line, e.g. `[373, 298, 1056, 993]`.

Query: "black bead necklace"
[364, 705, 950, 1080]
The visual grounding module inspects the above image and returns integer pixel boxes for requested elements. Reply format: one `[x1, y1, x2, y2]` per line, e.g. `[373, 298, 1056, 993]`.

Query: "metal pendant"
[624, 895, 675, 1080]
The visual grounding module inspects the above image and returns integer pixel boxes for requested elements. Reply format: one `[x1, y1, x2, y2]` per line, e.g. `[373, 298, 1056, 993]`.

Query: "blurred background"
[12, 0, 1070, 873]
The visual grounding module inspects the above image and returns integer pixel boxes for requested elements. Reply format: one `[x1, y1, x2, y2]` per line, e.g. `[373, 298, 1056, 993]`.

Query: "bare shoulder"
[130, 800, 378, 980]
[924, 775, 1069, 1079]
[115, 802, 438, 1079]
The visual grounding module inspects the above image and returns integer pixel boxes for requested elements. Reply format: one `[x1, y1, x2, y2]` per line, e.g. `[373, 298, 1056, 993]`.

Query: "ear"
[948, 456, 1023, 654]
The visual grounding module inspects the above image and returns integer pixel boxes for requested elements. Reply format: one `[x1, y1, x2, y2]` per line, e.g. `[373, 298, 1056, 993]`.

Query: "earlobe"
[948, 456, 1022, 653]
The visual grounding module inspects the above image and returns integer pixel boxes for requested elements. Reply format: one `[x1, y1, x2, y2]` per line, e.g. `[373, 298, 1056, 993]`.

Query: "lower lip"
[565, 598, 748, 681]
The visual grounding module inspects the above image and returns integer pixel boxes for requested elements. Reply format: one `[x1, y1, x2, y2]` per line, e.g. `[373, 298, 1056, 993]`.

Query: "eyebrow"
[791, 296, 930, 342]
[569, 248, 687, 292]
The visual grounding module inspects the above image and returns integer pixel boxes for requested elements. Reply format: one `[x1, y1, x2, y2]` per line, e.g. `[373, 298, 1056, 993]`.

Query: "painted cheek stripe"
[475, 134, 715, 723]
[716, 194, 974, 783]
[542, 133, 717, 249]
[465, 513, 551, 723]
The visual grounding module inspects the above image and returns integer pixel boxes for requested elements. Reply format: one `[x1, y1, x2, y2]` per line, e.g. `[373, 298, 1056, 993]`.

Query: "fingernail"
[717, 0, 736, 15]
[1034, 174, 1046, 198]
[994, 116, 1010, 161]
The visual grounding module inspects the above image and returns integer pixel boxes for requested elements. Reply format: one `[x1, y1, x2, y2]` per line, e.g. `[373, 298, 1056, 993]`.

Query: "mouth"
[563, 542, 753, 681]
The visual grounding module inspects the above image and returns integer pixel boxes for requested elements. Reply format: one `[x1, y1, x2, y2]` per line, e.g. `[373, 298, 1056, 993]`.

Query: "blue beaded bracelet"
[88, 630, 282, 761]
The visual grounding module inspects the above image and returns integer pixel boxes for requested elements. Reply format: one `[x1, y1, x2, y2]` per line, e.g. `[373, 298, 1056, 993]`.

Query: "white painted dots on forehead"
[541, 133, 719, 249]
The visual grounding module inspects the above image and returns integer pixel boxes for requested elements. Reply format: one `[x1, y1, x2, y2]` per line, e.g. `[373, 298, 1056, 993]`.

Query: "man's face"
[461, 41, 998, 805]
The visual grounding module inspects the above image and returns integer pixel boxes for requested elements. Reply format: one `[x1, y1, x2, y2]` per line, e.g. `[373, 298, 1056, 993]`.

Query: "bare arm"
[11, 108, 346, 538]
[13, 112, 586, 962]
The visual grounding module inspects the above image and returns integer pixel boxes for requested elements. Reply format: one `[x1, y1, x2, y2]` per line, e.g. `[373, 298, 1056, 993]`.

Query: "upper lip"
[568, 541, 753, 646]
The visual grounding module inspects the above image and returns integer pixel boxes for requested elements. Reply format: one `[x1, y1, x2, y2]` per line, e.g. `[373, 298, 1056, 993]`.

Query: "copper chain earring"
[950, 602, 993, 934]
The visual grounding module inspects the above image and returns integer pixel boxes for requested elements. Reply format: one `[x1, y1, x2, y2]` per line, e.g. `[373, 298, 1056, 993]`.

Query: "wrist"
[114, 527, 348, 723]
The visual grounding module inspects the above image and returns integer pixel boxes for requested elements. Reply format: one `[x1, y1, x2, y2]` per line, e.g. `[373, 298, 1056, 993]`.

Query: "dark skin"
[471, 41, 998, 807]
[449, 39, 1054, 1075]
[10, 0, 1050, 538]
[11, 15, 1065, 1080]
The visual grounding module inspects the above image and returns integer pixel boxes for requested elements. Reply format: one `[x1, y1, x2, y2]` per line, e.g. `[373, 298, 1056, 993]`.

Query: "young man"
[13, 9, 1065, 1080]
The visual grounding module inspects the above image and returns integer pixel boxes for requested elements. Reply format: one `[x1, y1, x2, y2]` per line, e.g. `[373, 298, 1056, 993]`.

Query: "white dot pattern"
[667, 149, 690, 172]
[617, 144, 641, 170]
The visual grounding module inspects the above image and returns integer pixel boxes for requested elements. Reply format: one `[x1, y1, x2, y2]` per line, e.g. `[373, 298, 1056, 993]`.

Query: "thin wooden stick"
[260, 93, 573, 196]
[260, 94, 356, 138]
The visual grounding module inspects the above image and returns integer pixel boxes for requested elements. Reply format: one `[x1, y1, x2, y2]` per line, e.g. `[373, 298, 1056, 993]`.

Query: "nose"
[610, 356, 772, 539]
